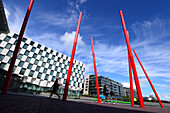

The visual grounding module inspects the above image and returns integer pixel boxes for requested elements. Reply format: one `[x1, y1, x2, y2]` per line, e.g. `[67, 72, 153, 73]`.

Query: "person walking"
[50, 77, 61, 99]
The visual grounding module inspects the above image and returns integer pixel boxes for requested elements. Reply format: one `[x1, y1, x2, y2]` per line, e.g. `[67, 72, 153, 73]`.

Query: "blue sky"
[3, 0, 170, 101]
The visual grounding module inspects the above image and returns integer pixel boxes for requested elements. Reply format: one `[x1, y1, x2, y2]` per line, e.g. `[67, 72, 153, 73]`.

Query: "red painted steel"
[128, 54, 134, 106]
[133, 49, 164, 108]
[1, 0, 34, 94]
[119, 10, 145, 108]
[62, 12, 82, 101]
[127, 31, 134, 106]
[90, 36, 101, 104]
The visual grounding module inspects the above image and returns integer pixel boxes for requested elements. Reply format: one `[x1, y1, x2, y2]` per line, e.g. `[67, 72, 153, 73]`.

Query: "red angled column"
[62, 12, 82, 101]
[133, 49, 164, 108]
[90, 36, 101, 104]
[128, 54, 134, 106]
[127, 31, 134, 106]
[119, 10, 145, 108]
[2, 0, 34, 94]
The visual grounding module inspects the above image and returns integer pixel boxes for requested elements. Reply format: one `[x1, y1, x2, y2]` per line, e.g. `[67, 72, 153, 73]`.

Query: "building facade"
[83, 75, 125, 97]
[0, 31, 85, 95]
[123, 87, 138, 98]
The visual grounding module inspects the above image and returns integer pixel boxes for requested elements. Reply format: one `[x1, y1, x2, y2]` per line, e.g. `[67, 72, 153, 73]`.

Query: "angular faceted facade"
[0, 31, 85, 94]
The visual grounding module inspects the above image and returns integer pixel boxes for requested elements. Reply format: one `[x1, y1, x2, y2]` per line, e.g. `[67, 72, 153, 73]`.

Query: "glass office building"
[0, 31, 85, 95]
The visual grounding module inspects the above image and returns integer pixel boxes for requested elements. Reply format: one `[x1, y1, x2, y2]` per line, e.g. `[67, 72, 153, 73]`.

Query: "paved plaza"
[0, 93, 170, 113]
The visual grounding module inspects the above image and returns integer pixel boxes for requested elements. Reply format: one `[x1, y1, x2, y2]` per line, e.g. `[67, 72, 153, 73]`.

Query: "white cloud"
[4, 8, 10, 19]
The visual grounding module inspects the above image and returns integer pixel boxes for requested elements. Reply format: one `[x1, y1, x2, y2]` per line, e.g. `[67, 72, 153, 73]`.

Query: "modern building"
[0, 31, 85, 95]
[83, 75, 125, 97]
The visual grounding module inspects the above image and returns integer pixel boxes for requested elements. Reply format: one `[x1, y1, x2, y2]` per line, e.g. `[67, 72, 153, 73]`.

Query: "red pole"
[1, 0, 34, 94]
[62, 12, 82, 101]
[119, 10, 145, 108]
[133, 49, 164, 108]
[90, 36, 101, 104]
[127, 31, 134, 106]
[128, 54, 134, 106]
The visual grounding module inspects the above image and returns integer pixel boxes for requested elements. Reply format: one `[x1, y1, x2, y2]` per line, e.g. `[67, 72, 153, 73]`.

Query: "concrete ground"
[0, 93, 170, 113]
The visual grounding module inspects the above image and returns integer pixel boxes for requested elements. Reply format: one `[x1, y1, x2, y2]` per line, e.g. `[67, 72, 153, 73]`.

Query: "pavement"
[0, 93, 170, 113]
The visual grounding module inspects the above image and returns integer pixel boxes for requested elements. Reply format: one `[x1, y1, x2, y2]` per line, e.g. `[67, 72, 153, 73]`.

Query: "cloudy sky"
[3, 0, 170, 101]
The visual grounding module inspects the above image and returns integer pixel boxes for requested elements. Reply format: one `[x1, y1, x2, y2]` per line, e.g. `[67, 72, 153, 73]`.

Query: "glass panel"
[29, 70, 34, 77]
[37, 73, 42, 79]
[40, 56, 44, 61]
[0, 47, 3, 53]
[5, 43, 12, 49]
[43, 68, 47, 73]
[32, 53, 37, 58]
[42, 62, 45, 67]
[24, 50, 30, 56]
[19, 68, 26, 75]
[0, 62, 6, 69]
[45, 74, 49, 80]
[0, 54, 5, 61]
[7, 50, 13, 57]
[27, 64, 33, 69]
[4, 36, 10, 42]
[38, 50, 43, 55]
[22, 38, 27, 42]
[26, 57, 31, 62]
[23, 44, 28, 49]
[31, 47, 36, 52]
[36, 66, 40, 71]
[30, 41, 34, 46]
[18, 61, 24, 67]
[17, 54, 22, 60]
[34, 60, 39, 65]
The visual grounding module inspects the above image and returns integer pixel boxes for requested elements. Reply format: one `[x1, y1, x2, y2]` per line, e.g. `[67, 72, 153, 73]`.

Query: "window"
[50, 70, 54, 75]
[43, 68, 47, 73]
[52, 55, 55, 60]
[52, 76, 55, 82]
[63, 60, 65, 64]
[19, 68, 26, 75]
[0, 62, 6, 69]
[72, 76, 74, 81]
[75, 73, 77, 77]
[58, 58, 60, 62]
[55, 67, 58, 71]
[29, 70, 34, 77]
[73, 82, 76, 86]
[35, 66, 40, 71]
[45, 74, 49, 80]
[50, 50, 53, 54]
[13, 66, 17, 72]
[48, 64, 52, 69]
[40, 56, 44, 61]
[38, 50, 43, 55]
[7, 50, 13, 57]
[17, 54, 22, 60]
[8, 58, 11, 63]
[5, 43, 12, 49]
[4, 36, 10, 42]
[47, 59, 51, 63]
[45, 53, 49, 57]
[66, 70, 68, 74]
[64, 79, 66, 84]
[53, 61, 56, 65]
[26, 57, 31, 62]
[59, 63, 61, 67]
[44, 47, 47, 51]
[34, 60, 39, 65]
[62, 74, 65, 78]
[18, 61, 24, 67]
[27, 64, 33, 69]
[13, 34, 18, 39]
[56, 72, 59, 77]
[14, 40, 17, 45]
[23, 44, 28, 49]
[77, 78, 79, 82]
[42, 62, 45, 67]
[24, 50, 30, 56]
[30, 41, 34, 46]
[37, 73, 42, 79]
[31, 47, 36, 52]
[37, 44, 41, 48]
[32, 53, 37, 58]
[61, 68, 63, 73]
[22, 38, 27, 42]
[0, 47, 3, 53]
[56, 52, 58, 56]
[0, 54, 5, 61]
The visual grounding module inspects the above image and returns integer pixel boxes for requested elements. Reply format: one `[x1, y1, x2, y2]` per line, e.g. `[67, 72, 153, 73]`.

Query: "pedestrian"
[49, 77, 61, 99]
[103, 84, 110, 99]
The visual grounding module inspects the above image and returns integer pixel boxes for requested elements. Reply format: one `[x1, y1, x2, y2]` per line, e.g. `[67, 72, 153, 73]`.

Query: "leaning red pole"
[90, 36, 101, 104]
[133, 49, 164, 108]
[119, 10, 145, 108]
[1, 0, 34, 94]
[127, 31, 134, 106]
[128, 54, 134, 106]
[62, 12, 82, 101]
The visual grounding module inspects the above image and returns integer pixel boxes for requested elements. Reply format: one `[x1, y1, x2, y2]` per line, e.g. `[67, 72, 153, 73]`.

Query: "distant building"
[83, 75, 125, 96]
[123, 87, 138, 98]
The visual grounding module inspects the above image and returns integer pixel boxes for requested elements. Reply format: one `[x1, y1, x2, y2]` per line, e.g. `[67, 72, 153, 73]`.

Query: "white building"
[0, 31, 85, 95]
